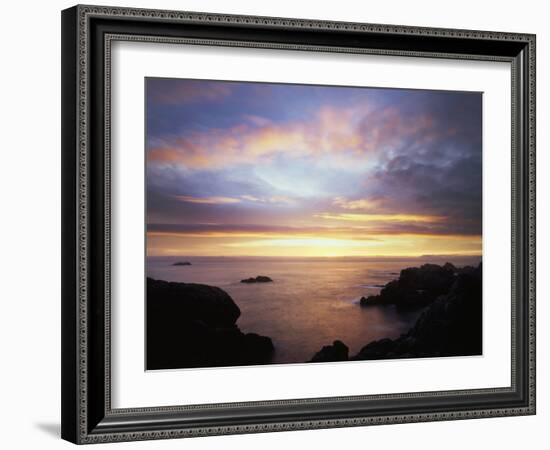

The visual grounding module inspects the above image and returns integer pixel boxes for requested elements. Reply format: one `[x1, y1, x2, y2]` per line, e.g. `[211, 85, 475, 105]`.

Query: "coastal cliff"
[147, 278, 274, 370]
[311, 263, 482, 362]
[359, 262, 478, 308]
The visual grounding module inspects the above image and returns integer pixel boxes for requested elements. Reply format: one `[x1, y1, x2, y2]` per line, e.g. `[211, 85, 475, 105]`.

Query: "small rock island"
[240, 275, 273, 284]
[172, 261, 192, 266]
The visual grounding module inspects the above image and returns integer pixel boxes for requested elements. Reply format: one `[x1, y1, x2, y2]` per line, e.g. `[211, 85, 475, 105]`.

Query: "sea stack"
[240, 276, 273, 283]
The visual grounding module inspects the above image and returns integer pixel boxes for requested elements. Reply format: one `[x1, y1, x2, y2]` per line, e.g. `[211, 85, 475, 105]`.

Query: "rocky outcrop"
[311, 263, 482, 362]
[310, 340, 349, 363]
[147, 278, 274, 370]
[172, 261, 191, 266]
[241, 275, 273, 283]
[360, 263, 460, 308]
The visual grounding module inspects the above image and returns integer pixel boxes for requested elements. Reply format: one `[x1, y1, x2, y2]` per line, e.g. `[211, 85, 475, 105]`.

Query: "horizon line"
[146, 253, 483, 259]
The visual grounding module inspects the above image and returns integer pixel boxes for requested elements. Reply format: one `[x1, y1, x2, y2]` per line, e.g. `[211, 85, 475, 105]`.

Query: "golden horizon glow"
[147, 231, 482, 258]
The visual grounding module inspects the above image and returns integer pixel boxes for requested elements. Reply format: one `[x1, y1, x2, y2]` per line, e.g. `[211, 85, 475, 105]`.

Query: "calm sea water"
[147, 255, 481, 365]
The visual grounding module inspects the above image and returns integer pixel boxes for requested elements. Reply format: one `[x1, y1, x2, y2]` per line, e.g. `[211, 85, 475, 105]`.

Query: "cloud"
[240, 195, 294, 205]
[240, 195, 260, 202]
[147, 219, 475, 239]
[332, 196, 382, 211]
[315, 212, 447, 224]
[146, 102, 440, 170]
[148, 223, 378, 239]
[243, 114, 273, 127]
[145, 82, 483, 254]
[222, 238, 378, 249]
[175, 195, 242, 205]
[363, 154, 483, 235]
[147, 78, 234, 105]
[148, 222, 376, 236]
[173, 194, 296, 206]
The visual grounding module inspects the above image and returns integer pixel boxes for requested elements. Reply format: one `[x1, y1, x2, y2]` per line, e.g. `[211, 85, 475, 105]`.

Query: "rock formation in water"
[147, 278, 274, 370]
[359, 262, 477, 308]
[240, 275, 273, 283]
[311, 263, 482, 362]
[172, 261, 191, 266]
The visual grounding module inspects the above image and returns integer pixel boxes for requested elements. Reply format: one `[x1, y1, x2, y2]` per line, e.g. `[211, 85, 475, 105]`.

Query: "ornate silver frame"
[61, 5, 536, 444]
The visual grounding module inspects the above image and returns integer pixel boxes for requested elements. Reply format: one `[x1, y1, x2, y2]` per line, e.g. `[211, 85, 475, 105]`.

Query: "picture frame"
[61, 4, 536, 444]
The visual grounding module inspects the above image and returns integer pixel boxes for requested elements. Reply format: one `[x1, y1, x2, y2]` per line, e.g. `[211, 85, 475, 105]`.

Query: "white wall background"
[0, 0, 545, 448]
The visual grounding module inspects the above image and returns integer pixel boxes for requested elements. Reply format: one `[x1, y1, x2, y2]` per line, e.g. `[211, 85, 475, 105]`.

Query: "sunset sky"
[146, 78, 482, 257]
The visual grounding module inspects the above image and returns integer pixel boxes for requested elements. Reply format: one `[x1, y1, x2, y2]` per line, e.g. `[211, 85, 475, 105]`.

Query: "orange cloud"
[332, 196, 382, 211]
[146, 104, 437, 170]
[316, 212, 447, 224]
[175, 195, 241, 205]
[173, 194, 296, 206]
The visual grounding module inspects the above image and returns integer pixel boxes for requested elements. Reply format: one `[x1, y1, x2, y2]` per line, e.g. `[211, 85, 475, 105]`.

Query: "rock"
[312, 263, 482, 362]
[172, 261, 191, 266]
[404, 263, 482, 356]
[360, 295, 385, 306]
[146, 278, 274, 369]
[147, 278, 240, 328]
[310, 340, 349, 363]
[354, 338, 396, 360]
[354, 263, 482, 360]
[241, 275, 273, 283]
[442, 262, 456, 272]
[359, 262, 458, 308]
[242, 333, 275, 360]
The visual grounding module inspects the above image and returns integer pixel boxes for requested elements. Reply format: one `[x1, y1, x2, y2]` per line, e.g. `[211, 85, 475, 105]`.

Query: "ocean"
[147, 255, 481, 365]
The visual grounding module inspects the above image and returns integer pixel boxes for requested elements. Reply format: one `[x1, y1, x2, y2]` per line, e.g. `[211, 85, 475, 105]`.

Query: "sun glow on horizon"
[147, 231, 481, 258]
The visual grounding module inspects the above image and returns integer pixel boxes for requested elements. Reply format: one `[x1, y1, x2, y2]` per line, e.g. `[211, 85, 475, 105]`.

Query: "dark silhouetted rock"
[241, 275, 273, 283]
[359, 263, 458, 308]
[354, 263, 482, 360]
[360, 295, 385, 306]
[354, 338, 396, 360]
[172, 261, 191, 266]
[310, 340, 349, 363]
[311, 263, 482, 362]
[442, 262, 456, 272]
[147, 278, 274, 370]
[242, 333, 275, 360]
[148, 278, 240, 327]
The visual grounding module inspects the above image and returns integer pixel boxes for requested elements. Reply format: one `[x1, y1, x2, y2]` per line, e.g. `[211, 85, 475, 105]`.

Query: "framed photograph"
[61, 5, 536, 444]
